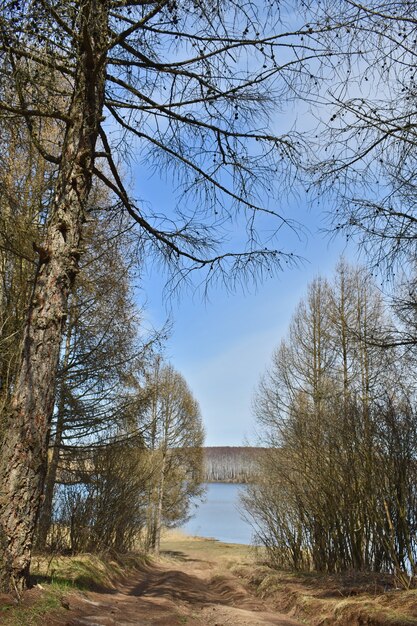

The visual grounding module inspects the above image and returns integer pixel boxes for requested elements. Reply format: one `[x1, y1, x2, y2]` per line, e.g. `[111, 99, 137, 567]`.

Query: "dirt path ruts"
[59, 547, 303, 626]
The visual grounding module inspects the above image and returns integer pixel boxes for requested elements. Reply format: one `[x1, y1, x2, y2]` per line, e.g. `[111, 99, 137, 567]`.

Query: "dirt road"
[59, 534, 303, 626]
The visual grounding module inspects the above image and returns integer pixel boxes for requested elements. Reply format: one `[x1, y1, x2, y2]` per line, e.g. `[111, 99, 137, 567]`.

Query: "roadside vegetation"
[245, 261, 417, 588]
[0, 100, 205, 571]
[233, 558, 417, 626]
[0, 552, 148, 626]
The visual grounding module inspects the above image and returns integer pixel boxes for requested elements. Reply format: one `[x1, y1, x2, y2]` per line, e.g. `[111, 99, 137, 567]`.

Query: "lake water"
[182, 482, 253, 544]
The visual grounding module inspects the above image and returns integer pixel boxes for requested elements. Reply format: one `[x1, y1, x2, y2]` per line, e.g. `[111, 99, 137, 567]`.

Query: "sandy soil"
[47, 533, 303, 626]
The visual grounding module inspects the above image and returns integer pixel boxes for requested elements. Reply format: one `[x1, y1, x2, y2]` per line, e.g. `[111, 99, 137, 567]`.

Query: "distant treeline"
[203, 447, 262, 483]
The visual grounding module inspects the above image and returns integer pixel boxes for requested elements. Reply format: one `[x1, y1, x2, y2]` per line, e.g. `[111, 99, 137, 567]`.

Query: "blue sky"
[128, 106, 363, 448]
[140, 197, 359, 447]
[126, 4, 365, 447]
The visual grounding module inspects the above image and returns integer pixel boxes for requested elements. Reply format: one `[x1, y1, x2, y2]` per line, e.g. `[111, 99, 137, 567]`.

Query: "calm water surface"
[182, 482, 253, 544]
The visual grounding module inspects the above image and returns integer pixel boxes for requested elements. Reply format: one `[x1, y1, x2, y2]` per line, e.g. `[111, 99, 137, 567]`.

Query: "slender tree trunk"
[146, 360, 160, 551]
[154, 450, 167, 555]
[36, 317, 73, 551]
[0, 1, 109, 593]
[0, 241, 6, 420]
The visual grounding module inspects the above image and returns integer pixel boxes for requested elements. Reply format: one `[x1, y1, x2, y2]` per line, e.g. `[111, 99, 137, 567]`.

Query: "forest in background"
[203, 447, 262, 483]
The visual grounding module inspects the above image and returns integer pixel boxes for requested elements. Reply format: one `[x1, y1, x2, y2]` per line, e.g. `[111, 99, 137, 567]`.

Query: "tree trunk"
[154, 451, 167, 555]
[0, 0, 108, 593]
[36, 317, 73, 551]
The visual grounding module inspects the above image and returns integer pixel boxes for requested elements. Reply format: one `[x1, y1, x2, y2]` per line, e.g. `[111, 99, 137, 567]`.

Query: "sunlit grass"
[160, 528, 255, 565]
[0, 551, 148, 626]
[0, 586, 62, 626]
[230, 561, 417, 626]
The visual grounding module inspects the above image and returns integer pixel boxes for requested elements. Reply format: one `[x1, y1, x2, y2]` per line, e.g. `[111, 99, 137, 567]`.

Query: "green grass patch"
[0, 587, 63, 626]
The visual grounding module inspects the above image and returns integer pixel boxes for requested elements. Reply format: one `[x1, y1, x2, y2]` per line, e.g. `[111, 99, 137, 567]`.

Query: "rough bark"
[35, 317, 73, 551]
[0, 0, 109, 593]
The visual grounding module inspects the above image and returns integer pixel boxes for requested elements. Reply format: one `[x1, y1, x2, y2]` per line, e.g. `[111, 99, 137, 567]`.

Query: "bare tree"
[0, 0, 324, 591]
[53, 436, 153, 554]
[298, 1, 417, 274]
[0, 114, 55, 426]
[144, 361, 204, 554]
[247, 262, 417, 576]
[35, 210, 150, 551]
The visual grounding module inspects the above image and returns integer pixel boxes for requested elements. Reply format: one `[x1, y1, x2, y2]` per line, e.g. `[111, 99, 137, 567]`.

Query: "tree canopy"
[0, 0, 319, 288]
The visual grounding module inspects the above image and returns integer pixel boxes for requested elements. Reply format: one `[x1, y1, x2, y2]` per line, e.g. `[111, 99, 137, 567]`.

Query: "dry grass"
[162, 532, 417, 624]
[160, 528, 254, 565]
[231, 561, 417, 626]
